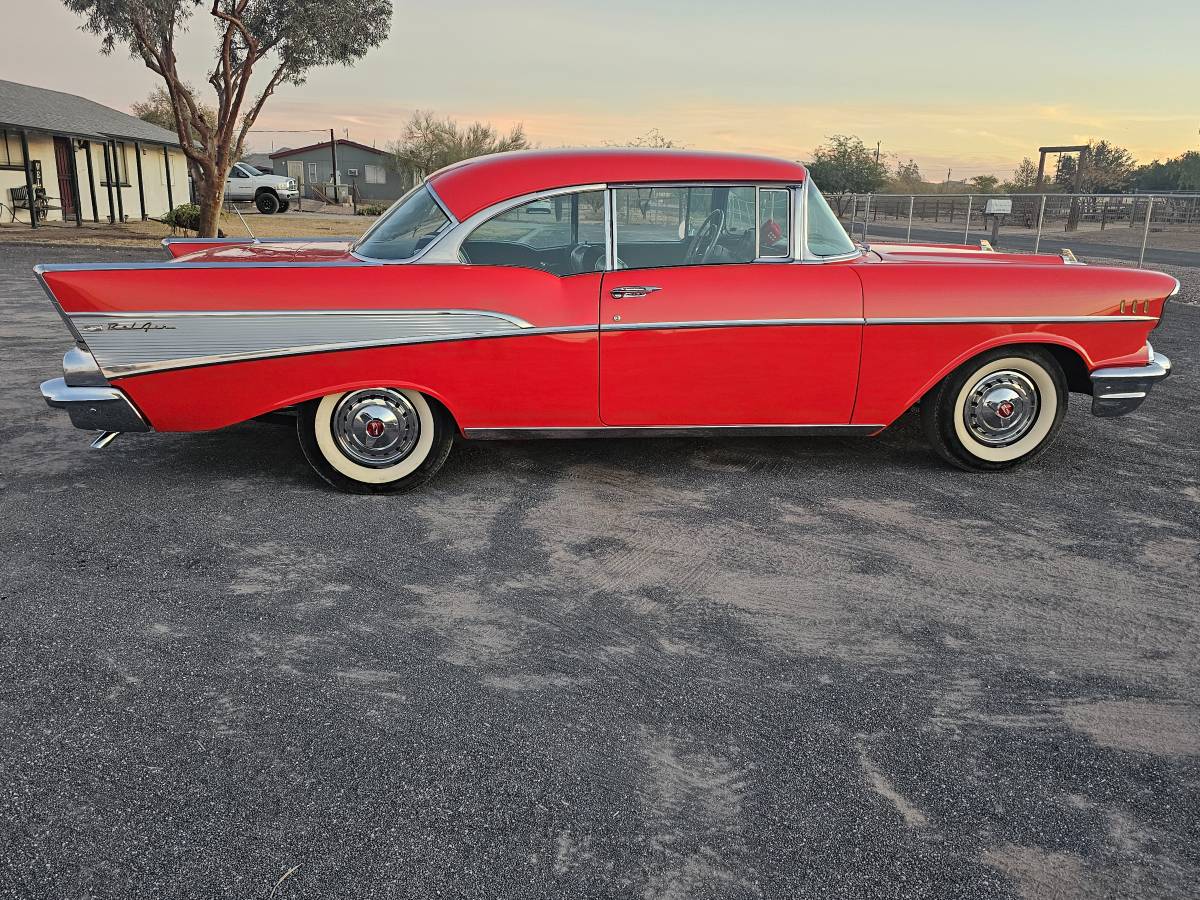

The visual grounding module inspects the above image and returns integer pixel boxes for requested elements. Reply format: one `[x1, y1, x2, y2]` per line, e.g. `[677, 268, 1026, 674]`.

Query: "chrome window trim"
[349, 182, 461, 265]
[605, 186, 616, 271]
[753, 185, 794, 262]
[609, 182, 797, 270]
[799, 178, 863, 264]
[420, 183, 609, 266]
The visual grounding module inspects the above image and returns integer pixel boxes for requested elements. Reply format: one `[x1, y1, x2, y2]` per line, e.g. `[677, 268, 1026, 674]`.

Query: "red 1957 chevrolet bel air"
[38, 149, 1176, 493]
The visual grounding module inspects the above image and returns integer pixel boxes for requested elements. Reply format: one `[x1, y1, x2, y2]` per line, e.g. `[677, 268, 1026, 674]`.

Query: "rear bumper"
[40, 378, 150, 432]
[1090, 349, 1172, 417]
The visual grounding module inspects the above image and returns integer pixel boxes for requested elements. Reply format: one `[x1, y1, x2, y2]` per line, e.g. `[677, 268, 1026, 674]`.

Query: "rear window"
[355, 186, 450, 260]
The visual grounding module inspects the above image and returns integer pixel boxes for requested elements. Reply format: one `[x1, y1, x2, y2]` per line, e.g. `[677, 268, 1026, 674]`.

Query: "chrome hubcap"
[331, 389, 420, 467]
[963, 370, 1040, 446]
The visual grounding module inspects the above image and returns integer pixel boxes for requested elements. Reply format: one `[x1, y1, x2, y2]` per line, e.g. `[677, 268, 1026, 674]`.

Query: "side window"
[460, 190, 606, 275]
[229, 165, 248, 179]
[758, 188, 791, 258]
[614, 185, 786, 269]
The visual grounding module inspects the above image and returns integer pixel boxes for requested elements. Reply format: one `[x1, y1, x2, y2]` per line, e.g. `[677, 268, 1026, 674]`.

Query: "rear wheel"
[921, 347, 1067, 471]
[255, 191, 280, 214]
[297, 388, 454, 493]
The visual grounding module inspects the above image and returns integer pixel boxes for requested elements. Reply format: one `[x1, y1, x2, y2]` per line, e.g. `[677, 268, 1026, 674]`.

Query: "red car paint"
[37, 150, 1176, 439]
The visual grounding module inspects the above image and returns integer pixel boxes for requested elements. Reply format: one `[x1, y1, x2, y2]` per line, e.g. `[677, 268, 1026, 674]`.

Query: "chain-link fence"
[834, 192, 1200, 266]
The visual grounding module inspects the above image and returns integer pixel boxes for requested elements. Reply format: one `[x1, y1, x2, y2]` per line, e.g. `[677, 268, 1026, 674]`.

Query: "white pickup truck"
[225, 162, 300, 214]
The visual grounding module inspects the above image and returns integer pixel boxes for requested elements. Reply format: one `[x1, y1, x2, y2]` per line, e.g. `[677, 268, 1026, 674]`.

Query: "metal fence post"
[1138, 197, 1154, 269]
[906, 195, 914, 242]
[1034, 195, 1046, 254]
[962, 195, 973, 243]
[862, 193, 871, 242]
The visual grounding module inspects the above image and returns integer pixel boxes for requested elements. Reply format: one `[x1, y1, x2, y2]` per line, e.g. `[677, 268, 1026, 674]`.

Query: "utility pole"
[329, 128, 340, 204]
[875, 140, 881, 164]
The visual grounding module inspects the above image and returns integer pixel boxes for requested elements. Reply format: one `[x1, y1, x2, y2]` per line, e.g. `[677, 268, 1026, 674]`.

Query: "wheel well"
[1040, 344, 1091, 394]
[255, 186, 279, 197]
[423, 392, 462, 436]
[945, 342, 1091, 395]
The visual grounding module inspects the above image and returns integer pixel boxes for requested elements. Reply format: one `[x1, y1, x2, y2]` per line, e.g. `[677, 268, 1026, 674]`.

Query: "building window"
[112, 143, 128, 184]
[101, 142, 129, 185]
[364, 164, 387, 185]
[307, 162, 319, 183]
[0, 129, 26, 169]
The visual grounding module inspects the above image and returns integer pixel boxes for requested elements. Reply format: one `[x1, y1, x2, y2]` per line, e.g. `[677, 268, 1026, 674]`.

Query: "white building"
[0, 79, 189, 229]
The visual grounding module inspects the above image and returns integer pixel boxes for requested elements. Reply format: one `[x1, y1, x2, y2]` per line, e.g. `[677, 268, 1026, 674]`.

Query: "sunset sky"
[4, 0, 1196, 181]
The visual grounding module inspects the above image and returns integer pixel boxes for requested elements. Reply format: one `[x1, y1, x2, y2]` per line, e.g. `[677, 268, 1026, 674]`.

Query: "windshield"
[355, 186, 451, 260]
[806, 180, 857, 257]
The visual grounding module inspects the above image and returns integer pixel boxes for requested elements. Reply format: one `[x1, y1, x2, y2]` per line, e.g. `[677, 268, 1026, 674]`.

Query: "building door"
[53, 137, 76, 219]
[287, 160, 304, 196]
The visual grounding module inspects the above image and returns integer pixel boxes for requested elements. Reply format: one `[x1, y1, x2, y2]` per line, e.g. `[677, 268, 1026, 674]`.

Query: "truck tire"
[255, 191, 280, 215]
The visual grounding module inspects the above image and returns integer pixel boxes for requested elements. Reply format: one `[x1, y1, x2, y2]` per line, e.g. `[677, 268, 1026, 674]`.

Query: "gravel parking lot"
[1, 243, 1197, 899]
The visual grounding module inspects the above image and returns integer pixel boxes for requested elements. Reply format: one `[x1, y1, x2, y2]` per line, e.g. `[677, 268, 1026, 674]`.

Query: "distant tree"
[969, 174, 1000, 193]
[387, 110, 529, 181]
[1002, 157, 1040, 192]
[889, 158, 924, 192]
[805, 134, 889, 214]
[62, 0, 392, 236]
[131, 84, 214, 133]
[1054, 140, 1136, 193]
[1133, 151, 1200, 191]
[131, 85, 215, 182]
[605, 128, 683, 149]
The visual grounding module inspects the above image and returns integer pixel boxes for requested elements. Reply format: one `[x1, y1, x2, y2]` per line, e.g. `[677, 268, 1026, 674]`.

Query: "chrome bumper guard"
[40, 378, 150, 432]
[1090, 350, 1172, 418]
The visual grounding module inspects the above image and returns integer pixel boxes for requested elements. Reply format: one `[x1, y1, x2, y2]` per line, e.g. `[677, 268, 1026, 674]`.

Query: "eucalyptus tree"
[63, 0, 392, 235]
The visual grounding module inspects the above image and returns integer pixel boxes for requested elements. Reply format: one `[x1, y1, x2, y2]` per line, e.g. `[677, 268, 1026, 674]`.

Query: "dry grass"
[0, 208, 374, 248]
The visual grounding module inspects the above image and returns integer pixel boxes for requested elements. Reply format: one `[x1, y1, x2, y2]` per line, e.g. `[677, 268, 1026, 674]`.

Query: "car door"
[600, 184, 863, 426]
[225, 163, 252, 200]
[447, 187, 608, 428]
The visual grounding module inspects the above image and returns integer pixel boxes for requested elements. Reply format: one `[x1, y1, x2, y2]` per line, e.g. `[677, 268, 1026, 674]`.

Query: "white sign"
[985, 198, 1013, 215]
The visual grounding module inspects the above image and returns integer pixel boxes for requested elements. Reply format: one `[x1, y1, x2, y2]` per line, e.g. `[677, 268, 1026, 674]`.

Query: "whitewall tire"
[921, 348, 1067, 471]
[298, 388, 454, 493]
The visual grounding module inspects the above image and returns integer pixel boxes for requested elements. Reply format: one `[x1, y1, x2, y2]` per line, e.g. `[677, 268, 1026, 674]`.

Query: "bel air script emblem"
[82, 321, 176, 333]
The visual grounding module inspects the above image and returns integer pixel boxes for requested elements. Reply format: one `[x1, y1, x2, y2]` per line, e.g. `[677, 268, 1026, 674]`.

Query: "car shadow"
[124, 409, 941, 493]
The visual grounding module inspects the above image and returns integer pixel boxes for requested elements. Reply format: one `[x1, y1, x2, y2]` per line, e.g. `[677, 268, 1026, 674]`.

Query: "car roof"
[426, 149, 808, 220]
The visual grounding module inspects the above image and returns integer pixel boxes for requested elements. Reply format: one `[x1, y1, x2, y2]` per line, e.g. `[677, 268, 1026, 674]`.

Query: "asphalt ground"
[1, 244, 1198, 899]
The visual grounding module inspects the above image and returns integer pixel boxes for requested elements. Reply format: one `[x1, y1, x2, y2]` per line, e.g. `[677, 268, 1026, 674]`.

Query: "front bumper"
[278, 189, 299, 200]
[40, 378, 150, 432]
[1090, 349, 1172, 417]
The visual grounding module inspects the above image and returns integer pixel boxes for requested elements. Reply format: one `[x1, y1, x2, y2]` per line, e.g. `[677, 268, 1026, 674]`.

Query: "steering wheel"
[686, 209, 725, 264]
[568, 242, 605, 273]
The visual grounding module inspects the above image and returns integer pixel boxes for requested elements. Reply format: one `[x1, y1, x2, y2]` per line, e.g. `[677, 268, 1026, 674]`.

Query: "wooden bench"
[9, 185, 60, 223]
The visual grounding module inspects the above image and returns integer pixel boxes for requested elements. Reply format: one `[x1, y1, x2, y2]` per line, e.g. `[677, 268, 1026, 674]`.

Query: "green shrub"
[358, 203, 388, 217]
[162, 203, 202, 233]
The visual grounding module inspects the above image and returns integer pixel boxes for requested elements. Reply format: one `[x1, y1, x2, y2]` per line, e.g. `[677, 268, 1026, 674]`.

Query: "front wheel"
[920, 348, 1067, 471]
[278, 200, 291, 213]
[297, 388, 454, 493]
[255, 191, 280, 214]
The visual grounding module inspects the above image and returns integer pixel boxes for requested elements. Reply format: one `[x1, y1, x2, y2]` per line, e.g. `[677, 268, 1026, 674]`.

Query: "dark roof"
[270, 139, 383, 159]
[0, 79, 180, 145]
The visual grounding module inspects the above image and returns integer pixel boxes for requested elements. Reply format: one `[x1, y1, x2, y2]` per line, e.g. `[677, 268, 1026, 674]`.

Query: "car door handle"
[610, 286, 661, 299]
